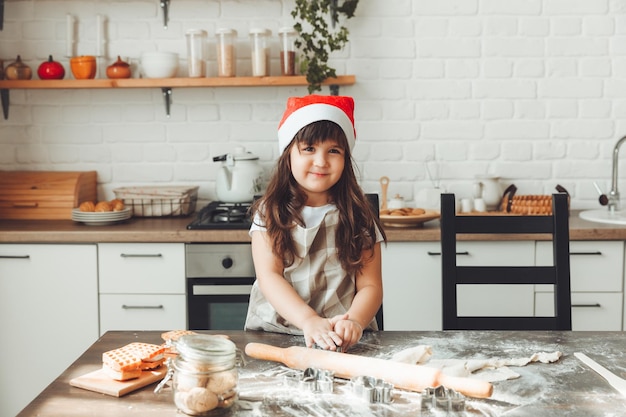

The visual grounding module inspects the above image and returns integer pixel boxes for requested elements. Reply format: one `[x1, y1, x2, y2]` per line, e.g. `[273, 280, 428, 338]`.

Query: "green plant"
[291, 0, 359, 93]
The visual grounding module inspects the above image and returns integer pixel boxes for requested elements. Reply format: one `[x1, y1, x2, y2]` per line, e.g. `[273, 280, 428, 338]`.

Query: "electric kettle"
[213, 146, 265, 203]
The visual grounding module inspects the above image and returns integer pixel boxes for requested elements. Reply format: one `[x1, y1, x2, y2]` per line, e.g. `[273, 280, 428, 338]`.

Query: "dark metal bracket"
[161, 87, 172, 117]
[160, 0, 170, 29]
[1, 89, 8, 120]
[329, 85, 339, 96]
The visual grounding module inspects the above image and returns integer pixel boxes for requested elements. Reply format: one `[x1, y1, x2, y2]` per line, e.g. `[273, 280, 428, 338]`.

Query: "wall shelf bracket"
[160, 0, 170, 29]
[1, 89, 9, 120]
[161, 87, 172, 117]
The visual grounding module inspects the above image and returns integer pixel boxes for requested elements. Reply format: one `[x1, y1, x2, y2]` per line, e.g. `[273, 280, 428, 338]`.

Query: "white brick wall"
[1, 0, 626, 209]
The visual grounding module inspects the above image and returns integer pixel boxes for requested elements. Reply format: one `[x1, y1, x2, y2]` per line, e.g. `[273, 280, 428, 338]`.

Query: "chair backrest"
[440, 192, 572, 330]
[365, 193, 384, 330]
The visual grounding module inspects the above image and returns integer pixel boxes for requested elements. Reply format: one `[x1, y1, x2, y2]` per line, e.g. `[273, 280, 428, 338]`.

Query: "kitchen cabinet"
[382, 242, 442, 330]
[0, 244, 98, 417]
[535, 241, 624, 330]
[98, 243, 186, 335]
[381, 241, 535, 330]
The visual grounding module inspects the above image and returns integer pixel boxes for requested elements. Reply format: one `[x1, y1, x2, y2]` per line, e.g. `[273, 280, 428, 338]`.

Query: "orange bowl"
[70, 56, 97, 79]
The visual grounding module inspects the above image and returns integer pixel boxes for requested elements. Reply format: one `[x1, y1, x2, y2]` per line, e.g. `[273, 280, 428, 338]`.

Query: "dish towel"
[391, 345, 562, 382]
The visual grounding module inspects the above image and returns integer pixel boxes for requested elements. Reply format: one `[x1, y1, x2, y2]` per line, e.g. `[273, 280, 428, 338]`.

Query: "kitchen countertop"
[0, 210, 625, 243]
[18, 330, 626, 417]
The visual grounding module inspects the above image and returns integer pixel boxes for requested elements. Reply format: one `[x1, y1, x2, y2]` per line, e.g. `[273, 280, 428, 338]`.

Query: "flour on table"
[392, 345, 562, 382]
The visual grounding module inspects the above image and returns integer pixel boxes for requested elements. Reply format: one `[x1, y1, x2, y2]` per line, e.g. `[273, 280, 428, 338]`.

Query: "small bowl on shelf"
[70, 55, 97, 79]
[141, 52, 179, 78]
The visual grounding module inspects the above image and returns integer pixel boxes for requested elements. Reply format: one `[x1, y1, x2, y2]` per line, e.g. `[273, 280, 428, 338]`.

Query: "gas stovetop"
[186, 201, 252, 230]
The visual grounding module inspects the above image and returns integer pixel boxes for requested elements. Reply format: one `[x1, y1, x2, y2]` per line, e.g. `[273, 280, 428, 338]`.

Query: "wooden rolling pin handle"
[244, 343, 493, 399]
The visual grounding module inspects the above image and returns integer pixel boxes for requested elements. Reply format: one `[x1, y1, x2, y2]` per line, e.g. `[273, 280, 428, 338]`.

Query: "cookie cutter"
[350, 376, 394, 403]
[283, 368, 335, 393]
[421, 386, 465, 412]
[313, 343, 342, 353]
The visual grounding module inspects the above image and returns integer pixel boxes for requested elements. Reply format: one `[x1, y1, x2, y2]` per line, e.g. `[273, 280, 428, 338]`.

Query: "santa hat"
[277, 95, 356, 154]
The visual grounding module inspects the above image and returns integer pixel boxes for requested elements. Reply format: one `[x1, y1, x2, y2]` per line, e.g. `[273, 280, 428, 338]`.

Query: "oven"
[186, 243, 255, 330]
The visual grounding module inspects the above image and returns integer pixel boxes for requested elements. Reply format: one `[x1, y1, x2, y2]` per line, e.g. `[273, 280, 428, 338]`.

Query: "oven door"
[187, 277, 253, 330]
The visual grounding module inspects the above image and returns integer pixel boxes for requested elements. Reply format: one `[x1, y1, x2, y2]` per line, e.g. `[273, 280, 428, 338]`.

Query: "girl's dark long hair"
[251, 120, 387, 275]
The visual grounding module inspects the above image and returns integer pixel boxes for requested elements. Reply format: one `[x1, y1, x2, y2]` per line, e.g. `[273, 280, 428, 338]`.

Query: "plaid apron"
[244, 208, 378, 334]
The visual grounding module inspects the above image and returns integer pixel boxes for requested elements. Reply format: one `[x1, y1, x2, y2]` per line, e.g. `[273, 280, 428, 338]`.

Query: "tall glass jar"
[186, 29, 208, 77]
[278, 27, 297, 76]
[170, 335, 240, 416]
[249, 28, 271, 76]
[216, 28, 237, 77]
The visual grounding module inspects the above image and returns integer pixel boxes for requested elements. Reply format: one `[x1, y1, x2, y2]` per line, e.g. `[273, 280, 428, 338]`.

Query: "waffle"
[102, 342, 165, 373]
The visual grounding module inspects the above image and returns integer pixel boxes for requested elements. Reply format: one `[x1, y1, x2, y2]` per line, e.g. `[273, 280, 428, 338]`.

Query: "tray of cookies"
[379, 207, 440, 228]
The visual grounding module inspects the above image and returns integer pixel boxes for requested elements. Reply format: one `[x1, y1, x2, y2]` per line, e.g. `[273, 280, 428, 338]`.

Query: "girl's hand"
[302, 315, 345, 351]
[332, 317, 363, 352]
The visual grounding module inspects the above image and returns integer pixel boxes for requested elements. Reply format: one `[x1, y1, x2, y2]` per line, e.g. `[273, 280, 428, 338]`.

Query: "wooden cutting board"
[70, 367, 167, 397]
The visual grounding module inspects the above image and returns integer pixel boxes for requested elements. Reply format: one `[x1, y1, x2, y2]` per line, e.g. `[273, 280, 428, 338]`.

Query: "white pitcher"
[473, 176, 503, 211]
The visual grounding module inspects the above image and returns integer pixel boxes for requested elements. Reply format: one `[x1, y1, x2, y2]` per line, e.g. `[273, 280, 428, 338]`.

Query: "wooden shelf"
[0, 75, 355, 119]
[0, 75, 355, 90]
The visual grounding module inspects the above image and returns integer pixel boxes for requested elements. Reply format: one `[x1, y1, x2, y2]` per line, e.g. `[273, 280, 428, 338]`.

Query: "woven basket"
[500, 185, 569, 215]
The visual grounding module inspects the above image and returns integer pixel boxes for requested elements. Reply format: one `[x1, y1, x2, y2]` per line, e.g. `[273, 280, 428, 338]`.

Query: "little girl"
[244, 95, 386, 352]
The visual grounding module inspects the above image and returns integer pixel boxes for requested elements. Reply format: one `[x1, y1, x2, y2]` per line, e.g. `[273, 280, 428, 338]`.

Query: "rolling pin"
[245, 343, 493, 399]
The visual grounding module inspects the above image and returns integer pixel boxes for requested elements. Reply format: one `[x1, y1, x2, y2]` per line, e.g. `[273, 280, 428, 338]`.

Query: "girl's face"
[289, 138, 345, 206]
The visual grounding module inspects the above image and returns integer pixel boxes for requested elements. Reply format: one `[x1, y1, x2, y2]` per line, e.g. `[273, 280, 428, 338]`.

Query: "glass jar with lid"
[278, 27, 297, 76]
[249, 28, 271, 76]
[186, 29, 208, 77]
[216, 28, 237, 77]
[165, 334, 242, 416]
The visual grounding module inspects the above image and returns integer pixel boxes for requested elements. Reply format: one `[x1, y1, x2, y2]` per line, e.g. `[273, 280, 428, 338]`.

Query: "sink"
[579, 209, 626, 225]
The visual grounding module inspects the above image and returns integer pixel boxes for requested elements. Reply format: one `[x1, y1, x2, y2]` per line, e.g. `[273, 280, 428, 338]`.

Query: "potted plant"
[291, 0, 359, 93]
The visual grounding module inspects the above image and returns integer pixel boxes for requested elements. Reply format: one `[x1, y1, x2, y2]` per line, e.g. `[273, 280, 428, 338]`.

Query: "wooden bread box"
[0, 171, 97, 220]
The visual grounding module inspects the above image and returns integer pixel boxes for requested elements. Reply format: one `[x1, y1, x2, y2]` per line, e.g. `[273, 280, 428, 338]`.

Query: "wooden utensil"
[380, 176, 390, 210]
[245, 343, 493, 399]
[70, 367, 167, 397]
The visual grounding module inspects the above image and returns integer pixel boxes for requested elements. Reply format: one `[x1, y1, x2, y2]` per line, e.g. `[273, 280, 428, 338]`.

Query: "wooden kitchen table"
[17, 331, 626, 417]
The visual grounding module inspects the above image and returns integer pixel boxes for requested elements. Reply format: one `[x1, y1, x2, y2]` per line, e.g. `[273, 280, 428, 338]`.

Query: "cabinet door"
[536, 292, 622, 331]
[0, 244, 98, 417]
[535, 241, 624, 330]
[99, 294, 186, 334]
[456, 241, 536, 317]
[99, 243, 185, 293]
[382, 242, 441, 330]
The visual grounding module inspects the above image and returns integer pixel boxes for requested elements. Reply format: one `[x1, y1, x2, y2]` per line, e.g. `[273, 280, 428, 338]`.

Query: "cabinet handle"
[427, 251, 469, 256]
[572, 303, 602, 308]
[120, 253, 163, 258]
[122, 304, 164, 309]
[0, 255, 30, 259]
[570, 251, 602, 256]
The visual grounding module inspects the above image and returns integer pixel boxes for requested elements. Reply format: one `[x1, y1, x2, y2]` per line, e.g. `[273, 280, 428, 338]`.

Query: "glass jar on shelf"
[186, 29, 208, 77]
[278, 27, 297, 76]
[216, 28, 237, 77]
[249, 28, 271, 77]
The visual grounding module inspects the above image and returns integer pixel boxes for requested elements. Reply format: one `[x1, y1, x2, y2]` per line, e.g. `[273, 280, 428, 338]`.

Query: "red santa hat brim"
[277, 95, 356, 154]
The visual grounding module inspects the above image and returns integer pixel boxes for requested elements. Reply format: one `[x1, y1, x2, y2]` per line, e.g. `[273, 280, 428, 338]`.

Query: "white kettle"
[214, 146, 265, 203]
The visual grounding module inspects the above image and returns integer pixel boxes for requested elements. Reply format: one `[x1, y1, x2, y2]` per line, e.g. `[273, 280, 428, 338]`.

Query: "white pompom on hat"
[277, 95, 356, 154]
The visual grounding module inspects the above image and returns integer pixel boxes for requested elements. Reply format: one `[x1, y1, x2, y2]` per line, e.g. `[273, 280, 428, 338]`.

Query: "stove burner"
[187, 201, 252, 230]
[214, 206, 247, 223]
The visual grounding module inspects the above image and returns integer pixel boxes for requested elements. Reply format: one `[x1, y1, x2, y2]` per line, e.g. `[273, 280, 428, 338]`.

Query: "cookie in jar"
[169, 335, 241, 416]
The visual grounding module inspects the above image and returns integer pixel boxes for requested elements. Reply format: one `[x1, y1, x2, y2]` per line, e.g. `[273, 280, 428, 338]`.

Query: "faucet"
[607, 135, 626, 212]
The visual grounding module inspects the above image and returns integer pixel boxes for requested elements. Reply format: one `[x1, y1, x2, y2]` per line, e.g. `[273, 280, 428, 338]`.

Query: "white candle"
[66, 14, 75, 57]
[96, 14, 104, 56]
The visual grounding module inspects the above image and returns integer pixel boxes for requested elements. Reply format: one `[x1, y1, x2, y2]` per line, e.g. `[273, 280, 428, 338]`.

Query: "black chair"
[366, 193, 384, 330]
[440, 192, 572, 330]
